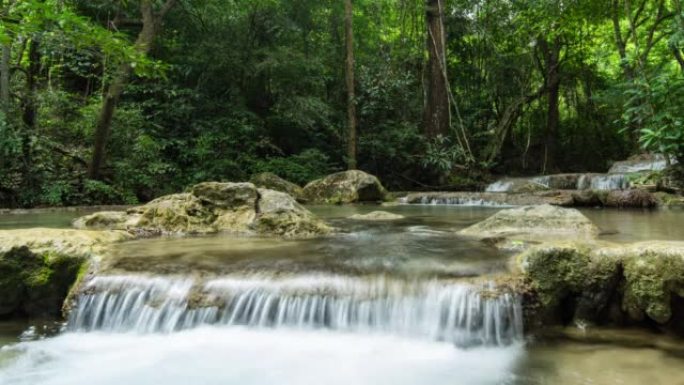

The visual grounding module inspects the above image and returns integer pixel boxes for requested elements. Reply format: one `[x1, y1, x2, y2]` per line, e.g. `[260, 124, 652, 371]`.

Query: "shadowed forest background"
[0, 0, 682, 207]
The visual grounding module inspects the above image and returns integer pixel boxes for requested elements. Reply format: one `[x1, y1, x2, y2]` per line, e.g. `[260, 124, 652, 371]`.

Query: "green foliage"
[0, 0, 682, 208]
[623, 73, 684, 161]
[253, 149, 336, 186]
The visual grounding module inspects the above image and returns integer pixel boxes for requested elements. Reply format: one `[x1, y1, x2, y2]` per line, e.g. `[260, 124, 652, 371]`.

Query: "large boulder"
[253, 189, 331, 237]
[514, 241, 684, 334]
[0, 228, 130, 317]
[74, 182, 331, 237]
[250, 172, 304, 202]
[302, 170, 388, 204]
[459, 204, 599, 242]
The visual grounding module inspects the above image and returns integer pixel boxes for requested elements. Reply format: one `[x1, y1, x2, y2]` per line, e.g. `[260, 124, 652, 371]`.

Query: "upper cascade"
[68, 273, 523, 347]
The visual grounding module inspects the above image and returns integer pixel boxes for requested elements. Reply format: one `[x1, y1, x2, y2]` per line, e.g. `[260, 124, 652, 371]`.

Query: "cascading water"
[485, 180, 513, 193]
[68, 274, 523, 347]
[417, 195, 511, 207]
[576, 173, 629, 190]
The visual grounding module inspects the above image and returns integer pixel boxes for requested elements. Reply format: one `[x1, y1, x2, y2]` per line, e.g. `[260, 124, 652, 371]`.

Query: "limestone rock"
[348, 211, 405, 221]
[514, 241, 684, 332]
[250, 172, 304, 202]
[302, 170, 388, 204]
[602, 189, 657, 208]
[0, 228, 130, 317]
[74, 182, 330, 238]
[459, 204, 600, 241]
[254, 189, 332, 237]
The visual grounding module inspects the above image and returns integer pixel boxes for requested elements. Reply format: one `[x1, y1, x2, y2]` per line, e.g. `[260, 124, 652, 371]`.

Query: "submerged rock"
[459, 204, 599, 241]
[0, 228, 130, 318]
[348, 211, 405, 221]
[603, 189, 657, 208]
[302, 170, 388, 204]
[514, 241, 684, 334]
[74, 182, 331, 237]
[250, 172, 304, 202]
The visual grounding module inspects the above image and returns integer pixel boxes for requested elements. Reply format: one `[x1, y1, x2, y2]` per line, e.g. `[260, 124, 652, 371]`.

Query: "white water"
[418, 196, 511, 207]
[485, 180, 513, 193]
[576, 174, 629, 190]
[0, 327, 523, 385]
[69, 274, 523, 347]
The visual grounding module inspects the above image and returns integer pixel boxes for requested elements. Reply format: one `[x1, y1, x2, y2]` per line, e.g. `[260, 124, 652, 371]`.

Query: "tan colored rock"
[0, 228, 131, 317]
[73, 182, 330, 238]
[302, 170, 388, 204]
[250, 172, 304, 202]
[348, 211, 404, 221]
[459, 204, 599, 241]
[254, 189, 332, 237]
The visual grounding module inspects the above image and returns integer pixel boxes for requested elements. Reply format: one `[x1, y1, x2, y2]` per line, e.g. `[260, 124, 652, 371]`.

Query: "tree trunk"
[21, 38, 39, 129]
[539, 37, 561, 174]
[423, 0, 450, 138]
[88, 0, 176, 180]
[344, 0, 357, 170]
[0, 43, 9, 113]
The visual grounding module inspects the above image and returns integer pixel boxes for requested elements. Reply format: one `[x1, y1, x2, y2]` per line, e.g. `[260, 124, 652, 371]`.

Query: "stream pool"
[1, 204, 683, 385]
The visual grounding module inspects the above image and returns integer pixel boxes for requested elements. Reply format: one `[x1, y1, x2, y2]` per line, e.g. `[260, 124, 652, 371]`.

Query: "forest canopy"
[0, 0, 682, 207]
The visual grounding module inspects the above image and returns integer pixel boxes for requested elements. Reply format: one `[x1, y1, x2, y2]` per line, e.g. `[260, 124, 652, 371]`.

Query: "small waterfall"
[577, 174, 629, 190]
[69, 274, 524, 346]
[417, 195, 510, 207]
[485, 180, 513, 193]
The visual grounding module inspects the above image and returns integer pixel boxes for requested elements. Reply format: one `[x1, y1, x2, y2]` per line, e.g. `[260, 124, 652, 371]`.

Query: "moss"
[521, 245, 592, 310]
[622, 252, 684, 324]
[0, 247, 85, 318]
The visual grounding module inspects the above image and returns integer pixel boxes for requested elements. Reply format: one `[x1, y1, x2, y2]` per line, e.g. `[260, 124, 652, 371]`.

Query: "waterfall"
[485, 180, 513, 193]
[577, 173, 629, 190]
[417, 195, 510, 207]
[68, 274, 524, 346]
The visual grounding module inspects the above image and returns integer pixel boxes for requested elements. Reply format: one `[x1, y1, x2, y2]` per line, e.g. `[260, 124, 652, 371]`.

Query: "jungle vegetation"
[0, 0, 682, 207]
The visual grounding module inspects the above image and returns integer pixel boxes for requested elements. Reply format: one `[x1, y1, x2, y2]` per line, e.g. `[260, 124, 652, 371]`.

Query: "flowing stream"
[1, 205, 684, 384]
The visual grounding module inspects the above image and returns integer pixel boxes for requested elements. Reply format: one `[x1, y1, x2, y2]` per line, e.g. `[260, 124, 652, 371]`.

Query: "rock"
[348, 211, 405, 221]
[515, 242, 620, 326]
[74, 182, 330, 238]
[609, 153, 673, 173]
[73, 211, 134, 230]
[459, 204, 600, 241]
[514, 241, 684, 333]
[250, 172, 305, 202]
[404, 191, 575, 206]
[602, 189, 657, 208]
[253, 189, 332, 237]
[191, 182, 257, 209]
[0, 228, 130, 317]
[302, 170, 388, 204]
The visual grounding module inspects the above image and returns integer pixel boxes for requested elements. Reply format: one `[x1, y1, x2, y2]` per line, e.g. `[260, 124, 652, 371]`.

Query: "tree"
[423, 0, 449, 139]
[344, 0, 357, 170]
[88, 0, 176, 180]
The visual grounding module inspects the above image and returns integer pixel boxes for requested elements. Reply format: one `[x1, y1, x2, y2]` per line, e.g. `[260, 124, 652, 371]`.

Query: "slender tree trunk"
[539, 37, 561, 173]
[423, 0, 450, 138]
[0, 43, 9, 113]
[21, 38, 39, 129]
[88, 0, 176, 180]
[344, 0, 357, 170]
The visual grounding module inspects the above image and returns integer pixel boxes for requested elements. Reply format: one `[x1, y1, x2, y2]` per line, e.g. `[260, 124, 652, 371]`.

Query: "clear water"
[1, 204, 684, 384]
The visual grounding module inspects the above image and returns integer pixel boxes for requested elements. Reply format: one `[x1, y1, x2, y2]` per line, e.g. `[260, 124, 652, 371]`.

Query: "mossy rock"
[74, 182, 331, 238]
[459, 204, 599, 241]
[302, 170, 388, 204]
[516, 241, 684, 333]
[250, 173, 305, 202]
[0, 246, 85, 317]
